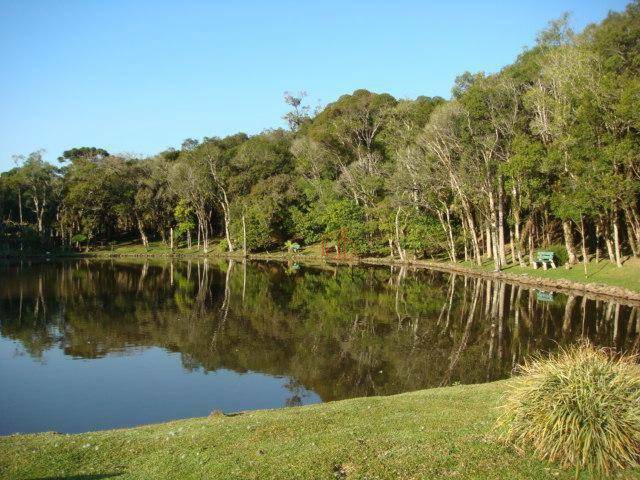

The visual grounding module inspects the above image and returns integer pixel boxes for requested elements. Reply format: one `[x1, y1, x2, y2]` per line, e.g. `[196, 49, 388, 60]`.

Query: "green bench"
[536, 290, 554, 302]
[533, 251, 556, 270]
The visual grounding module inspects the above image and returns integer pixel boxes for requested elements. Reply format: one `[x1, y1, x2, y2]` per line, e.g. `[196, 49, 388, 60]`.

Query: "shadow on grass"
[31, 473, 123, 480]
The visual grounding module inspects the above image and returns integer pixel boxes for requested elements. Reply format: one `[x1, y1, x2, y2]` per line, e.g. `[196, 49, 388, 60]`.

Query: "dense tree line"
[1, 4, 639, 271]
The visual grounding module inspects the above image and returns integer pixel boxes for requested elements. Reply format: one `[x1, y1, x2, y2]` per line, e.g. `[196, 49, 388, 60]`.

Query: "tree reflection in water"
[0, 258, 637, 401]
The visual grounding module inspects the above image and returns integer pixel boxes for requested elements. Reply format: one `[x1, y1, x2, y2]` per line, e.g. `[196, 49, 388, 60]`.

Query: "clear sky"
[0, 0, 630, 172]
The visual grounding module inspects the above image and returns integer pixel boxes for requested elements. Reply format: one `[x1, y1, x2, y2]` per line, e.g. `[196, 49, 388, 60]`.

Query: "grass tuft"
[497, 343, 640, 478]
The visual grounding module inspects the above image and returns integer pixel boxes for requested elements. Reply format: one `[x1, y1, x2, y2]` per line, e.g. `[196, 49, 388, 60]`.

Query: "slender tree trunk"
[508, 227, 515, 265]
[528, 224, 535, 266]
[169, 227, 174, 251]
[459, 197, 481, 265]
[395, 206, 406, 262]
[612, 211, 623, 268]
[203, 221, 209, 253]
[18, 190, 23, 224]
[489, 192, 501, 271]
[605, 233, 616, 264]
[562, 220, 578, 266]
[485, 226, 492, 259]
[491, 227, 501, 271]
[137, 217, 148, 247]
[624, 210, 639, 257]
[466, 214, 481, 265]
[579, 215, 588, 277]
[242, 213, 247, 257]
[497, 176, 507, 265]
[221, 204, 234, 252]
[444, 205, 457, 262]
[626, 206, 640, 251]
[461, 219, 469, 262]
[514, 212, 524, 267]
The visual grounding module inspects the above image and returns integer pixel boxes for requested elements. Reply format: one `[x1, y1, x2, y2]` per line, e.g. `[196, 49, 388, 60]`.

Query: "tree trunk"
[444, 205, 457, 263]
[579, 215, 588, 277]
[626, 205, 640, 252]
[489, 192, 501, 272]
[497, 176, 507, 265]
[514, 212, 524, 267]
[612, 212, 623, 268]
[624, 210, 639, 257]
[562, 220, 578, 266]
[137, 217, 148, 247]
[528, 223, 535, 266]
[604, 232, 616, 263]
[18, 190, 23, 224]
[221, 204, 234, 252]
[203, 221, 209, 253]
[485, 226, 492, 259]
[395, 207, 406, 262]
[459, 196, 481, 265]
[169, 227, 174, 251]
[462, 223, 469, 262]
[242, 213, 247, 257]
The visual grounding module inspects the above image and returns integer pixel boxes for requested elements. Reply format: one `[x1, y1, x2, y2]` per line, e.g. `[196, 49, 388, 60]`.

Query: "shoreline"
[5, 249, 639, 305]
[0, 380, 573, 479]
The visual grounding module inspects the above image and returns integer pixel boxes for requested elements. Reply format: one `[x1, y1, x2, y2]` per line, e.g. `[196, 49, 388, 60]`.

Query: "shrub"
[497, 343, 640, 478]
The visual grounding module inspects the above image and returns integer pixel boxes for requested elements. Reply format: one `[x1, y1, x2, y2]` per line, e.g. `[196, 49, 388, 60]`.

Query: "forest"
[1, 3, 639, 273]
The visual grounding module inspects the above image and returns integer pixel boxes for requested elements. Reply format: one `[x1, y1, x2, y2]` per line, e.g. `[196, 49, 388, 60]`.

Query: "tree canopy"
[2, 2, 639, 269]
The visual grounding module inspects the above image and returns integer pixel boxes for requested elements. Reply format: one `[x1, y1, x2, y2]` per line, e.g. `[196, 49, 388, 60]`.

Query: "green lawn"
[463, 257, 640, 293]
[3, 381, 634, 480]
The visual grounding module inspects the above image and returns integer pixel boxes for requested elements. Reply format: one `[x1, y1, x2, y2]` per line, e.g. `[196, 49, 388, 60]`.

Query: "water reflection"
[0, 258, 637, 433]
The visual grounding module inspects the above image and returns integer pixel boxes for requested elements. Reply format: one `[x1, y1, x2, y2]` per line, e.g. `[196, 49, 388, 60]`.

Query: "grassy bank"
[466, 257, 640, 293]
[90, 240, 640, 296]
[5, 240, 640, 298]
[0, 381, 612, 480]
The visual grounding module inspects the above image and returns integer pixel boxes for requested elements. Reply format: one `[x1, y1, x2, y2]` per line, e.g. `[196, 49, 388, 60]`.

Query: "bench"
[533, 251, 556, 270]
[536, 290, 554, 302]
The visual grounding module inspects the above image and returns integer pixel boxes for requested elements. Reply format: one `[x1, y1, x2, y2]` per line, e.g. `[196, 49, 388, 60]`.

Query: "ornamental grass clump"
[497, 343, 640, 478]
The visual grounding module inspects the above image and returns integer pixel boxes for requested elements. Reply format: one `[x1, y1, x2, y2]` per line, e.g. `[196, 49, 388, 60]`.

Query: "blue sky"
[0, 0, 629, 172]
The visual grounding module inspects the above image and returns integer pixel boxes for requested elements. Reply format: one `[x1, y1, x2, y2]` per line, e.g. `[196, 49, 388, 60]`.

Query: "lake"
[1, 258, 637, 434]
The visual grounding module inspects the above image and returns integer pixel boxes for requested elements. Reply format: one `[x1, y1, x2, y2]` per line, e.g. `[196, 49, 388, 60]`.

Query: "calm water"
[1, 258, 637, 434]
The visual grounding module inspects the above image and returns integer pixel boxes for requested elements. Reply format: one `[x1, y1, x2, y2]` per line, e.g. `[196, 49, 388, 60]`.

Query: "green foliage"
[284, 240, 300, 253]
[173, 200, 196, 240]
[319, 199, 377, 254]
[70, 233, 87, 244]
[403, 214, 450, 257]
[2, 3, 639, 265]
[57, 147, 109, 163]
[498, 344, 640, 477]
